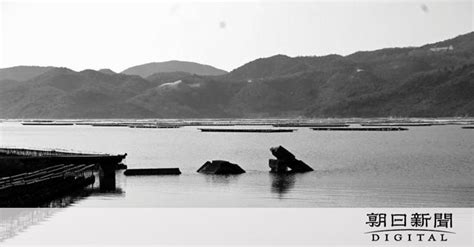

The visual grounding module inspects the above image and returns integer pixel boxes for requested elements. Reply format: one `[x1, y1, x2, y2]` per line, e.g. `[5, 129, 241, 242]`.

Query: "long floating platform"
[199, 128, 296, 133]
[461, 126, 474, 129]
[91, 123, 129, 127]
[272, 124, 349, 127]
[124, 168, 181, 176]
[360, 123, 432, 127]
[129, 125, 181, 129]
[21, 122, 74, 126]
[311, 127, 408, 131]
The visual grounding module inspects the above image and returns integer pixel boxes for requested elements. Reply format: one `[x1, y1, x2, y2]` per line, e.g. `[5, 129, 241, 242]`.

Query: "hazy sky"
[1, 0, 472, 72]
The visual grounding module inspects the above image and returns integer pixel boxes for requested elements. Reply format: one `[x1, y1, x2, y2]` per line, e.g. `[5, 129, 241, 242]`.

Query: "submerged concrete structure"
[269, 146, 313, 173]
[197, 160, 246, 174]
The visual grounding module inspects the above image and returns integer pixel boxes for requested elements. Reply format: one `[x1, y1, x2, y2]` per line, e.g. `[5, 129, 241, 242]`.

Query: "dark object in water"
[269, 159, 289, 173]
[0, 147, 127, 203]
[361, 123, 431, 127]
[269, 146, 313, 173]
[199, 128, 295, 133]
[273, 123, 349, 127]
[270, 146, 296, 161]
[124, 168, 181, 176]
[289, 159, 313, 172]
[197, 160, 246, 174]
[0, 148, 127, 176]
[128, 125, 158, 128]
[116, 163, 128, 170]
[0, 163, 96, 207]
[129, 125, 181, 129]
[311, 127, 408, 131]
[462, 126, 474, 129]
[21, 122, 74, 126]
[24, 120, 54, 122]
[91, 123, 128, 127]
[155, 125, 182, 128]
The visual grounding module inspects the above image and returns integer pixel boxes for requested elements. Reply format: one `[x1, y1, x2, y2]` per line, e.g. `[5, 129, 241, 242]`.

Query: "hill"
[98, 69, 117, 75]
[0, 31, 473, 118]
[0, 68, 157, 118]
[0, 66, 54, 82]
[121, 60, 227, 78]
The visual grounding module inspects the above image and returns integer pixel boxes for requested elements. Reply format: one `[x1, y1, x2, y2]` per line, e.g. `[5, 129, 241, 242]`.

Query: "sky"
[0, 0, 473, 72]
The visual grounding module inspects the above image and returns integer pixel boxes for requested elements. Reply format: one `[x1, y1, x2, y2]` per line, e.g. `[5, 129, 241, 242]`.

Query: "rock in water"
[197, 160, 246, 174]
[269, 146, 313, 173]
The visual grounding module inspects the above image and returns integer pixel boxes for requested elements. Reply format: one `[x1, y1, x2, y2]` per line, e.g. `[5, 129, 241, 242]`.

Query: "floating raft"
[311, 127, 408, 131]
[21, 122, 74, 126]
[430, 121, 474, 126]
[199, 128, 295, 133]
[124, 168, 181, 176]
[23, 120, 53, 122]
[129, 125, 181, 129]
[91, 123, 129, 127]
[128, 125, 158, 128]
[361, 123, 432, 127]
[273, 123, 349, 127]
[182, 123, 236, 126]
[156, 126, 182, 128]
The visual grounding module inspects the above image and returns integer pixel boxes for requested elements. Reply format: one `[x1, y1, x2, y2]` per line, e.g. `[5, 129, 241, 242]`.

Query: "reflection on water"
[270, 173, 295, 198]
[202, 174, 242, 185]
[0, 184, 124, 243]
[0, 208, 60, 243]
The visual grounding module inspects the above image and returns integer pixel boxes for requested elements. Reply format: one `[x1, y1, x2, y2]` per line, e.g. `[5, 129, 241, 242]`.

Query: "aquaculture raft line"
[311, 127, 408, 131]
[198, 128, 296, 133]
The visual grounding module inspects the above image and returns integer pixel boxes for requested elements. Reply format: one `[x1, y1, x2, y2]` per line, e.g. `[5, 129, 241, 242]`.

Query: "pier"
[0, 148, 126, 206]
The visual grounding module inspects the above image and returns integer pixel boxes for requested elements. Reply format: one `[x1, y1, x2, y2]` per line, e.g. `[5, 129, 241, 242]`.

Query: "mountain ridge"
[121, 60, 228, 78]
[1, 31, 473, 118]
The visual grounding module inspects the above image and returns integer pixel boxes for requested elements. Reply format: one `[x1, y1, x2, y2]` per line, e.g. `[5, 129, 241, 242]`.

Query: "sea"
[1, 120, 474, 244]
[1, 120, 473, 208]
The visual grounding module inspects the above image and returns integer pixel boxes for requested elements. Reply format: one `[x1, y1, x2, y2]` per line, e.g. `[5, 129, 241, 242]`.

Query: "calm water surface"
[1, 122, 473, 207]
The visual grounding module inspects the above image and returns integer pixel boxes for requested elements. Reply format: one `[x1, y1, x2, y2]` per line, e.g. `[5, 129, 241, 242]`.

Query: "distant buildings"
[430, 45, 454, 52]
